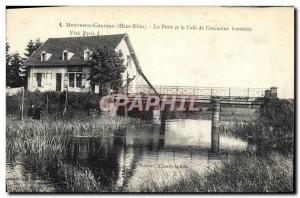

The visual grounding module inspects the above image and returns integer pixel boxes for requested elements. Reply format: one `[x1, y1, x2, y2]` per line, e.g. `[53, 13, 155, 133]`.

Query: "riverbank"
[138, 152, 293, 192]
[6, 98, 294, 193]
[6, 114, 146, 192]
[137, 98, 294, 192]
[6, 115, 145, 158]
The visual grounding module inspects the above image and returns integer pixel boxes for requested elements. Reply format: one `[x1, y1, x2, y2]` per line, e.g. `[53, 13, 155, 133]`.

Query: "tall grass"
[138, 152, 293, 192]
[6, 159, 116, 193]
[220, 98, 294, 154]
[6, 115, 144, 158]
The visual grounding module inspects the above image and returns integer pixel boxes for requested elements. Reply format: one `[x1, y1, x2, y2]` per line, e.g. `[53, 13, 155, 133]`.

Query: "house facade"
[23, 34, 150, 93]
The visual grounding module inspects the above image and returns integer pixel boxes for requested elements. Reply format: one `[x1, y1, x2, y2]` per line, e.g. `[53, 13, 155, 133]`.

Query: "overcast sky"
[6, 7, 294, 98]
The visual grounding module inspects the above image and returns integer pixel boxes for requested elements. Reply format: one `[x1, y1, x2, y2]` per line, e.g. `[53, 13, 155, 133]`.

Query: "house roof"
[23, 34, 126, 66]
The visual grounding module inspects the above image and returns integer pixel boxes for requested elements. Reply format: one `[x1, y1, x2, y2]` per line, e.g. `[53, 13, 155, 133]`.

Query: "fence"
[6, 91, 100, 119]
[6, 87, 24, 96]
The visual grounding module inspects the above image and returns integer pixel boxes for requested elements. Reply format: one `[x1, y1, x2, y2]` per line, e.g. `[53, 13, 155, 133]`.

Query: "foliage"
[259, 98, 294, 138]
[6, 115, 142, 157]
[6, 91, 99, 117]
[6, 115, 143, 192]
[6, 39, 43, 88]
[220, 98, 294, 153]
[6, 52, 25, 88]
[6, 41, 11, 65]
[88, 47, 126, 93]
[24, 38, 43, 58]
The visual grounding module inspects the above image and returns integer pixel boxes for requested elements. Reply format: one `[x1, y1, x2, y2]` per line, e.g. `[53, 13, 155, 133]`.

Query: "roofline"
[22, 39, 46, 65]
[23, 34, 127, 66]
[23, 34, 159, 95]
[123, 34, 159, 95]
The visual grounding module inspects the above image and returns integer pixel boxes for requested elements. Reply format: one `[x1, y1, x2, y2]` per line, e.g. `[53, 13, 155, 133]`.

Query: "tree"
[6, 41, 11, 64]
[20, 39, 43, 88]
[6, 42, 12, 87]
[7, 53, 24, 87]
[24, 38, 43, 58]
[88, 47, 126, 95]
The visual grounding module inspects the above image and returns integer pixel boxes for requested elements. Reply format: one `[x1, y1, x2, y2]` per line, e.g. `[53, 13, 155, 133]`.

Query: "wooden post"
[211, 99, 220, 153]
[160, 110, 166, 135]
[63, 90, 68, 116]
[125, 72, 129, 117]
[46, 93, 49, 114]
[153, 105, 161, 125]
[21, 86, 24, 121]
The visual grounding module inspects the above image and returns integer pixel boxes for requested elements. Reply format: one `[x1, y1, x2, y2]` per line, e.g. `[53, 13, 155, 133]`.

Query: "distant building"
[23, 34, 151, 93]
[265, 87, 278, 98]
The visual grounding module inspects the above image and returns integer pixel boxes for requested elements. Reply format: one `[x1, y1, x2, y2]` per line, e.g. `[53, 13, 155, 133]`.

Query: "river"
[6, 119, 248, 192]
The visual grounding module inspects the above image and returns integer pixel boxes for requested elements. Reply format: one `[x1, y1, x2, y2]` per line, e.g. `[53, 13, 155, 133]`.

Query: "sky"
[6, 7, 294, 98]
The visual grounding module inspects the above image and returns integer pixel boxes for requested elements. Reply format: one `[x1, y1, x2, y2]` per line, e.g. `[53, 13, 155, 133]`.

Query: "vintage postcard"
[6, 6, 295, 193]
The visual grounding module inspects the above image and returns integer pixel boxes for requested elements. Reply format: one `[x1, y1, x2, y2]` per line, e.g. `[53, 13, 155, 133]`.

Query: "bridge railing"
[126, 85, 267, 98]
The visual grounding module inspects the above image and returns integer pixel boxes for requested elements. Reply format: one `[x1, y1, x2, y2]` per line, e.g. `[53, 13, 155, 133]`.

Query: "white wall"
[116, 39, 147, 89]
[27, 39, 147, 93]
[28, 66, 91, 92]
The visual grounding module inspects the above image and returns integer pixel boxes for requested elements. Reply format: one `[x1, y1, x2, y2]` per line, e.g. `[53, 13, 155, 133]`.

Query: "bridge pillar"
[153, 105, 161, 125]
[211, 99, 221, 153]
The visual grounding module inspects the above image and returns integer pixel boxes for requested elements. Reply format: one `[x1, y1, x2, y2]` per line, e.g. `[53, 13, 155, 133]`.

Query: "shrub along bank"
[6, 91, 100, 118]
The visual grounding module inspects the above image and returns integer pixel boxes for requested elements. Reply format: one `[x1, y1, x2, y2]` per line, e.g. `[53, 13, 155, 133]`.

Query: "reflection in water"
[7, 119, 248, 192]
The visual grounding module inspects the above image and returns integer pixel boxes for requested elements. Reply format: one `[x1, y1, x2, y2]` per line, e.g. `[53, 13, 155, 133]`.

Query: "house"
[23, 34, 154, 93]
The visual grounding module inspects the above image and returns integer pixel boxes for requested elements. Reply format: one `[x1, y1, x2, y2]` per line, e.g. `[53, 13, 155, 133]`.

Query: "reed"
[6, 160, 115, 193]
[138, 152, 293, 192]
[6, 115, 144, 157]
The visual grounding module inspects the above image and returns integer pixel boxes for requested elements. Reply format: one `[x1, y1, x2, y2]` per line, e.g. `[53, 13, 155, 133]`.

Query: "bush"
[6, 91, 100, 118]
[221, 98, 294, 153]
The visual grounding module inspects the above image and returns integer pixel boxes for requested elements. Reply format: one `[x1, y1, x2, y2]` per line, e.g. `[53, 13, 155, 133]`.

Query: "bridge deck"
[123, 85, 267, 105]
[127, 85, 266, 97]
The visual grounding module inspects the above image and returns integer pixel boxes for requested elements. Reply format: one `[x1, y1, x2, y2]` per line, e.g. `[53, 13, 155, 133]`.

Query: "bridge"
[116, 85, 277, 153]
[125, 85, 272, 105]
[128, 85, 266, 98]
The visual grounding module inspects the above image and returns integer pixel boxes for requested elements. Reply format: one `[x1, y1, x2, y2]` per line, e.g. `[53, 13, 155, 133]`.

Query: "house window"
[127, 55, 132, 67]
[41, 52, 46, 61]
[36, 73, 42, 87]
[69, 73, 75, 87]
[76, 73, 82, 87]
[63, 50, 68, 60]
[67, 67, 83, 88]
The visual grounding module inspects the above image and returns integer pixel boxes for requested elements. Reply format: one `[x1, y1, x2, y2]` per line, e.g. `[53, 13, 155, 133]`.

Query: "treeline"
[6, 39, 43, 88]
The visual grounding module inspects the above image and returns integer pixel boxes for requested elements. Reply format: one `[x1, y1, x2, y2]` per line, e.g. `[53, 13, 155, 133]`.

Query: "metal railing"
[126, 85, 267, 98]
